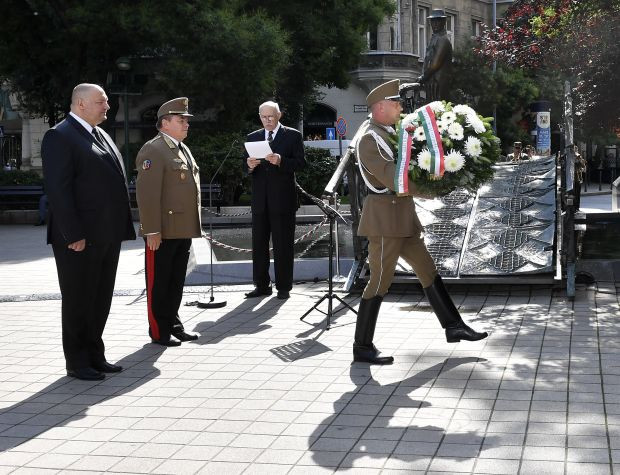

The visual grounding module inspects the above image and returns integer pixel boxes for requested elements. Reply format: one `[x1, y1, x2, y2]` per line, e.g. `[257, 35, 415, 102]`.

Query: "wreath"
[393, 101, 501, 196]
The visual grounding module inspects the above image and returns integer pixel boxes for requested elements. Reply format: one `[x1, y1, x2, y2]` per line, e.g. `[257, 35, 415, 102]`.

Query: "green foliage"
[449, 41, 559, 153]
[184, 129, 248, 205]
[296, 147, 338, 201]
[0, 0, 394, 130]
[0, 170, 43, 186]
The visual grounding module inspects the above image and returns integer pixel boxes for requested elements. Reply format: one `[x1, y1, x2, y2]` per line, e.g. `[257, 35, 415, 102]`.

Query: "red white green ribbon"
[419, 105, 445, 177]
[394, 122, 413, 194]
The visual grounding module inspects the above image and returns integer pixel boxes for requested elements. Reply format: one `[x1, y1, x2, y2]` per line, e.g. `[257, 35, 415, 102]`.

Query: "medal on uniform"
[180, 172, 186, 180]
[142, 159, 151, 170]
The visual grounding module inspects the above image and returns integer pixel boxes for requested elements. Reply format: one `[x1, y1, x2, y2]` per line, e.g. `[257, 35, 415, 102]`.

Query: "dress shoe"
[276, 290, 290, 300]
[67, 367, 105, 381]
[245, 287, 272, 298]
[151, 336, 182, 347]
[92, 361, 123, 373]
[172, 330, 199, 341]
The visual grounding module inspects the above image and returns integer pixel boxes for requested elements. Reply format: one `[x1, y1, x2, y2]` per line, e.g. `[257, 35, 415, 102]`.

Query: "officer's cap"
[157, 97, 193, 120]
[428, 9, 447, 19]
[366, 79, 401, 108]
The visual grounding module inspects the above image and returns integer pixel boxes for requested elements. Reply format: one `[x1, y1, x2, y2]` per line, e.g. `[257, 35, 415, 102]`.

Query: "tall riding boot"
[423, 275, 488, 343]
[353, 296, 394, 364]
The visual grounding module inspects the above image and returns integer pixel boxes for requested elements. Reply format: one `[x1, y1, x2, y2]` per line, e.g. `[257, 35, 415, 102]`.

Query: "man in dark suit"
[42, 83, 136, 380]
[243, 101, 306, 300]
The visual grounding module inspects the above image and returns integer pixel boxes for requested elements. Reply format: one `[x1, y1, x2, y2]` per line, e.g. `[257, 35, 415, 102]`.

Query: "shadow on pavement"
[0, 343, 166, 453]
[309, 356, 496, 470]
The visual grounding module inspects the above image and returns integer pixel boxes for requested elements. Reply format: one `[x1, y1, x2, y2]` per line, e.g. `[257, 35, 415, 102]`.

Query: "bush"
[296, 146, 338, 202]
[185, 130, 248, 205]
[0, 169, 43, 186]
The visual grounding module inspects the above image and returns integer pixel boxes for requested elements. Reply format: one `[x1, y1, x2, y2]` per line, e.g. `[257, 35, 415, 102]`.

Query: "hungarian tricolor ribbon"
[418, 105, 445, 177]
[394, 122, 413, 194]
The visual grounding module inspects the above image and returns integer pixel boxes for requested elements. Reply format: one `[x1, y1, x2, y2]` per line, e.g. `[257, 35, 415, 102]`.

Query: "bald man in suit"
[42, 83, 136, 380]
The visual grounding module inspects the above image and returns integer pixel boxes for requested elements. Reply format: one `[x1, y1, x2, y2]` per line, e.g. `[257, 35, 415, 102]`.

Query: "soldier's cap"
[428, 9, 447, 19]
[157, 97, 193, 120]
[366, 79, 401, 108]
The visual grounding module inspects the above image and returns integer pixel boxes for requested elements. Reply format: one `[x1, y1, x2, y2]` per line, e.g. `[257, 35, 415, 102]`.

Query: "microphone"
[197, 138, 239, 309]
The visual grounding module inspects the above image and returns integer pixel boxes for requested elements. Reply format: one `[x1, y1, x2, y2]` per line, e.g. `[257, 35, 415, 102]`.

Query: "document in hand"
[244, 141, 273, 159]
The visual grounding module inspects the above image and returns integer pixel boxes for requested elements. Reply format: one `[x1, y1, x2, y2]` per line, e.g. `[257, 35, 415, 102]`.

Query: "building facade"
[303, 0, 513, 140]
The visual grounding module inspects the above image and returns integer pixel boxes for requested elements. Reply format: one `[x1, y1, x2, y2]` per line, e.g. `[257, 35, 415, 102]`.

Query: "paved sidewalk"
[1, 224, 620, 474]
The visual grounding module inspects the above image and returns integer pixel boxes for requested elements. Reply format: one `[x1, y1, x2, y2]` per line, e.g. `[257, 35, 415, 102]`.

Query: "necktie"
[93, 127, 123, 175]
[180, 143, 194, 174]
[268, 131, 273, 143]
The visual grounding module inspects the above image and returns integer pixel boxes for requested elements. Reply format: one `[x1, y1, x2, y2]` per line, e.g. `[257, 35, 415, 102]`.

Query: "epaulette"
[161, 135, 176, 150]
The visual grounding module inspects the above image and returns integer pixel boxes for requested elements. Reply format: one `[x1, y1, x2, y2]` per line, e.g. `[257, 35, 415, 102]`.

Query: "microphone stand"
[197, 139, 238, 309]
[296, 183, 357, 330]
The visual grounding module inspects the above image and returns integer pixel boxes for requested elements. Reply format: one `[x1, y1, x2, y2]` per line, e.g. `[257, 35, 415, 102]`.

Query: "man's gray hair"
[71, 83, 103, 105]
[259, 101, 281, 113]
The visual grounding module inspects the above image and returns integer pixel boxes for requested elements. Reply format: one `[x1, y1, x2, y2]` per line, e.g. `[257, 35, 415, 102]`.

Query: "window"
[367, 29, 378, 51]
[389, 10, 401, 51]
[446, 13, 456, 44]
[471, 19, 482, 38]
[418, 6, 429, 58]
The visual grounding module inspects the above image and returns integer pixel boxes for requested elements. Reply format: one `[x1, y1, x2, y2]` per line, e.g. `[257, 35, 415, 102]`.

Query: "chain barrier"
[201, 217, 329, 254]
[202, 207, 253, 217]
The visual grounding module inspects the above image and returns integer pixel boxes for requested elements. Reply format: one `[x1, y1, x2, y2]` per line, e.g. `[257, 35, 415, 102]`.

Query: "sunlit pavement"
[1, 215, 619, 474]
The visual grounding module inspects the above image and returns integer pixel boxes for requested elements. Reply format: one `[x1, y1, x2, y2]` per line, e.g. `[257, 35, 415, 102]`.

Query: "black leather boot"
[423, 275, 488, 343]
[353, 296, 394, 364]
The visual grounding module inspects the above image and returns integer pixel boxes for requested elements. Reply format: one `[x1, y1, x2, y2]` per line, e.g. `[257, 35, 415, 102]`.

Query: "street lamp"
[115, 56, 131, 181]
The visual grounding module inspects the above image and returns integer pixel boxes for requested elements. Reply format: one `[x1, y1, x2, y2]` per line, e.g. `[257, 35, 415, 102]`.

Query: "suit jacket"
[356, 119, 424, 238]
[135, 133, 201, 239]
[41, 114, 136, 245]
[243, 125, 306, 214]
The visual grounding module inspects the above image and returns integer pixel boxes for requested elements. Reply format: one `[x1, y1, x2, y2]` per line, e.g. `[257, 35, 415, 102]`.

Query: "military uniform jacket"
[356, 119, 424, 238]
[135, 133, 201, 239]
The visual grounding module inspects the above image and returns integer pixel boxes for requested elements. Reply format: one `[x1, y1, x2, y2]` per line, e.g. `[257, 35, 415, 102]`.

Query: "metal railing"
[0, 135, 22, 170]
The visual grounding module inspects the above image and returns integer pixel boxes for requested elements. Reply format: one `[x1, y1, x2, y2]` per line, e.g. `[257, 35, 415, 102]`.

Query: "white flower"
[453, 104, 476, 117]
[427, 101, 445, 113]
[444, 149, 465, 172]
[413, 127, 426, 142]
[464, 136, 483, 157]
[448, 122, 464, 140]
[466, 114, 486, 134]
[436, 119, 446, 134]
[401, 113, 419, 129]
[441, 111, 456, 125]
[417, 148, 432, 171]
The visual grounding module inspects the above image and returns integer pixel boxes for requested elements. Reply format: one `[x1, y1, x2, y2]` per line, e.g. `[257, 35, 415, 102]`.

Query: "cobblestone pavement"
[1, 225, 620, 474]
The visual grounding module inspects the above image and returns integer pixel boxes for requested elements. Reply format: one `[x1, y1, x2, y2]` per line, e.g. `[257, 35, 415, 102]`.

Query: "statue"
[418, 9, 453, 102]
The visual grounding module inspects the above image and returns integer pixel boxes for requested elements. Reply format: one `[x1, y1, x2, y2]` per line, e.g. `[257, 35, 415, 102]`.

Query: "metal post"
[333, 192, 341, 277]
[492, 0, 497, 134]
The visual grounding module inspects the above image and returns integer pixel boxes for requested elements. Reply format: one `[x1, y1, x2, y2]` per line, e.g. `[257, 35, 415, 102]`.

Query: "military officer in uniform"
[353, 79, 488, 365]
[135, 97, 201, 346]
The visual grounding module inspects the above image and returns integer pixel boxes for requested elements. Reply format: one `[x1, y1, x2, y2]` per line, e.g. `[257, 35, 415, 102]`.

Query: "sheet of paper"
[244, 141, 272, 159]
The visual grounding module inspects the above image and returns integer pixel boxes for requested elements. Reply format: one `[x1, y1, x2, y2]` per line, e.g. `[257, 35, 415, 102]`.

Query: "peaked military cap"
[366, 79, 401, 108]
[157, 97, 193, 120]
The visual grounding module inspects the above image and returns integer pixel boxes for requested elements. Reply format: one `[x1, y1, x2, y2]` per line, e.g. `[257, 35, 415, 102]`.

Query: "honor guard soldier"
[136, 97, 201, 346]
[353, 79, 488, 365]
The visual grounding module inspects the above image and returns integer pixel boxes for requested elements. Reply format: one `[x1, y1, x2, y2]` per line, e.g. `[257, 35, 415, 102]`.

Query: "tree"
[0, 0, 393, 129]
[450, 43, 544, 152]
[477, 0, 620, 134]
[0, 1, 289, 127]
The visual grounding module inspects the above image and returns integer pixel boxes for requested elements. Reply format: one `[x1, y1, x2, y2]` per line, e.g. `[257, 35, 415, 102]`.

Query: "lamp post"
[115, 56, 131, 182]
[492, 0, 497, 134]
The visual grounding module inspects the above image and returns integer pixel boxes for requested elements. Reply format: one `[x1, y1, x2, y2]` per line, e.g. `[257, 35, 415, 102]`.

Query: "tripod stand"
[298, 188, 357, 329]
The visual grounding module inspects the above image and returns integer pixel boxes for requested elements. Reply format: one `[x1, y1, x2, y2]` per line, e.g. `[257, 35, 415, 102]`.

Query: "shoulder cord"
[356, 130, 394, 194]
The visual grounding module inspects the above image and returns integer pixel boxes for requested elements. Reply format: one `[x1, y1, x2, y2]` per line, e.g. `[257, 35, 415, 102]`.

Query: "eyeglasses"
[259, 115, 277, 121]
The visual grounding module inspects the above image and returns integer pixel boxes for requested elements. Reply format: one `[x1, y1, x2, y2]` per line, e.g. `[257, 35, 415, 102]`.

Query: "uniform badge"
[180, 172, 186, 180]
[142, 160, 151, 170]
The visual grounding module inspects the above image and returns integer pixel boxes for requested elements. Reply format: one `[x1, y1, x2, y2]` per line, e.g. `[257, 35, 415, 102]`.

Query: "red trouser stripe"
[145, 245, 160, 340]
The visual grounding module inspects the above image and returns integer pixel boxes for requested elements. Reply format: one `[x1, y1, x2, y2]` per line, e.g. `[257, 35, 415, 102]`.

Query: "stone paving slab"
[1, 224, 620, 474]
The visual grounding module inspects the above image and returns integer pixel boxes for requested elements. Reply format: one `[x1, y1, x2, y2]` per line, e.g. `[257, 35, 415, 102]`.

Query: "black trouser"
[144, 238, 191, 341]
[52, 241, 121, 370]
[251, 210, 295, 292]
